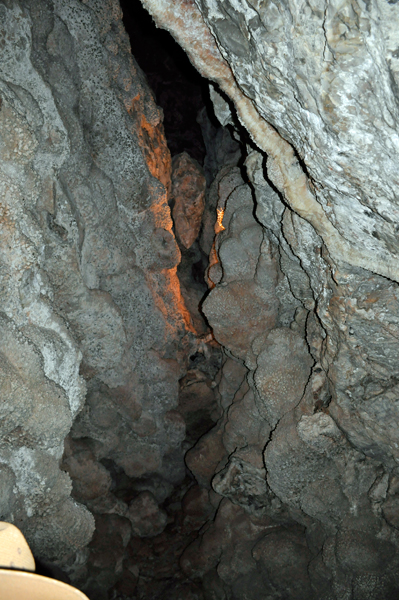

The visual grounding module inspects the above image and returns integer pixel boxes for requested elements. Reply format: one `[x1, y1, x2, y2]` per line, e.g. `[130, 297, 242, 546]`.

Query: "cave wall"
[138, 0, 399, 598]
[0, 0, 194, 570]
[3, 0, 399, 599]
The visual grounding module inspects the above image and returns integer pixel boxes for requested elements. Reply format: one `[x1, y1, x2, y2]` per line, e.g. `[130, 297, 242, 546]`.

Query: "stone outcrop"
[5, 0, 399, 598]
[171, 152, 206, 250]
[0, 0, 196, 583]
[139, 0, 399, 598]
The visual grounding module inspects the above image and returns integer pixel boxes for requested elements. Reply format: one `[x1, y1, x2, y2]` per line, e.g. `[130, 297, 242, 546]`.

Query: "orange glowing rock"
[216, 208, 225, 232]
[138, 114, 171, 195]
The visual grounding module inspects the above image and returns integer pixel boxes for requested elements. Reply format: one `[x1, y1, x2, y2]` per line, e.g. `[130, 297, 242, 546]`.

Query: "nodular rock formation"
[2, 0, 399, 598]
[0, 0, 201, 592]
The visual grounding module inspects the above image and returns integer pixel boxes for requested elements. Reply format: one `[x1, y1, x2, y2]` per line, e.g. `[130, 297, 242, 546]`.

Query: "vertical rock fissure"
[135, 2, 399, 600]
[4, 1, 399, 599]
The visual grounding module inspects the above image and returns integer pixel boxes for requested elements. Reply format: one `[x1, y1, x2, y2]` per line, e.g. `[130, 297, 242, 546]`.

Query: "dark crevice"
[119, 0, 209, 164]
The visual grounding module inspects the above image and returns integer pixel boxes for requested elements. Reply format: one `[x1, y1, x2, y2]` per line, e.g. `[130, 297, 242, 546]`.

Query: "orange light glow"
[216, 208, 225, 231]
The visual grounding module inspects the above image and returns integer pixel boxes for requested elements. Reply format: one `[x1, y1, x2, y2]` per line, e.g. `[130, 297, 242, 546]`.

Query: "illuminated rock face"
[171, 152, 206, 250]
[140, 0, 399, 598]
[5, 0, 399, 598]
[0, 0, 193, 573]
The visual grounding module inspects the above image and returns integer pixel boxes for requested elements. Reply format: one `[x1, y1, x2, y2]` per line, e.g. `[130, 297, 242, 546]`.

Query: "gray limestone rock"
[0, 0, 192, 574]
[126, 491, 168, 538]
[7, 0, 399, 597]
[137, 0, 399, 594]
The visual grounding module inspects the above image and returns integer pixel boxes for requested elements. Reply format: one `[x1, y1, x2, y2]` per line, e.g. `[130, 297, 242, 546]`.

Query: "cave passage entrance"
[120, 0, 208, 163]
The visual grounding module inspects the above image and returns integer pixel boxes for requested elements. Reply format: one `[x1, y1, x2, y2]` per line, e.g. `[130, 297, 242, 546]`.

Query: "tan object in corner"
[0, 522, 89, 600]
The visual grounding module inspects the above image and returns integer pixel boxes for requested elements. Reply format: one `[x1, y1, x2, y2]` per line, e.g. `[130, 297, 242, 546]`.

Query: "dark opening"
[119, 0, 208, 164]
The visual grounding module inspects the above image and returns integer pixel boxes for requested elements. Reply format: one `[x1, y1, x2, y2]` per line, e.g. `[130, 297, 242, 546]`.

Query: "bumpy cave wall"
[0, 0, 196, 576]
[139, 0, 399, 599]
[3, 0, 399, 599]
[0, 1, 228, 597]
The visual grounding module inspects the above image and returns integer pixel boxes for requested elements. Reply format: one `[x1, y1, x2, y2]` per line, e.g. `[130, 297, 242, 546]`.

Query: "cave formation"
[2, 1, 399, 599]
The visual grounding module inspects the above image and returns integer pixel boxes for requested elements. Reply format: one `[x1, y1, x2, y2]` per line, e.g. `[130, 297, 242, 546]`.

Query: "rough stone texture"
[202, 166, 279, 361]
[0, 0, 199, 586]
[7, 0, 399, 598]
[171, 152, 206, 250]
[126, 491, 167, 538]
[139, 0, 399, 598]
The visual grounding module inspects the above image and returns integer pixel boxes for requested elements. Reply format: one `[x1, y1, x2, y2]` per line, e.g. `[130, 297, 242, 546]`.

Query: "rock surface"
[139, 0, 399, 598]
[0, 0, 198, 586]
[5, 0, 399, 598]
[171, 152, 206, 250]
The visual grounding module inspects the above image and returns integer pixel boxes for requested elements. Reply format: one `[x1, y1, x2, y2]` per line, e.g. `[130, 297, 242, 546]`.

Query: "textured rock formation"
[6, 0, 399, 598]
[172, 152, 205, 250]
[139, 0, 399, 598]
[0, 0, 199, 588]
